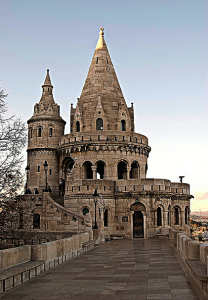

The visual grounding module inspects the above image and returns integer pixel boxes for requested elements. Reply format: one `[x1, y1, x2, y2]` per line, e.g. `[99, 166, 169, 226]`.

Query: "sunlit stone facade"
[26, 28, 192, 238]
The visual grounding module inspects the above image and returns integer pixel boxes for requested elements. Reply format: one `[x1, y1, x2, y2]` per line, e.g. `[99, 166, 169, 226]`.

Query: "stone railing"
[66, 178, 190, 196]
[169, 228, 208, 294]
[59, 131, 149, 146]
[0, 231, 93, 293]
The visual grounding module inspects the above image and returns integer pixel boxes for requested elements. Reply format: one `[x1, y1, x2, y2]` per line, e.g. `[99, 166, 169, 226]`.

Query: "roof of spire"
[76, 27, 130, 132]
[43, 69, 53, 87]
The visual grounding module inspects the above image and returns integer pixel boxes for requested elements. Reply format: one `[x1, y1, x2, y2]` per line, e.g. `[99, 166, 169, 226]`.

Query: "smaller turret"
[27, 70, 66, 195]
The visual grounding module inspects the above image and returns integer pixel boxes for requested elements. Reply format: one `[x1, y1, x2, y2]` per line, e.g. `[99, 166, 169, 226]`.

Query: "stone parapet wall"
[65, 178, 190, 196]
[170, 228, 208, 295]
[0, 231, 93, 293]
[0, 246, 31, 270]
[59, 131, 149, 146]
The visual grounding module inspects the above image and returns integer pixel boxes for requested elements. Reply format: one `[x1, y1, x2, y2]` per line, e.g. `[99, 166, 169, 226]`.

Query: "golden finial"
[100, 27, 104, 35]
[96, 27, 104, 50]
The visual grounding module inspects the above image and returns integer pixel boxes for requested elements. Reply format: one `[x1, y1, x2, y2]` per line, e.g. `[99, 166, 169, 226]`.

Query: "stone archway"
[130, 202, 146, 238]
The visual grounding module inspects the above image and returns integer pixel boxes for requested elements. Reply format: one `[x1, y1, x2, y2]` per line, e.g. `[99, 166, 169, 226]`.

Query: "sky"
[0, 0, 207, 211]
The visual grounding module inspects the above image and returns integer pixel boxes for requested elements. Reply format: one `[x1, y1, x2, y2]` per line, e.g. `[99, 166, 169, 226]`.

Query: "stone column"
[164, 211, 168, 227]
[181, 210, 185, 228]
[127, 166, 131, 180]
[143, 213, 147, 238]
[91, 166, 97, 179]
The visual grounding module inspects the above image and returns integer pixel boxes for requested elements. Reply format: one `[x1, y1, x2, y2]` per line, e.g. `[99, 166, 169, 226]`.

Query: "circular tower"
[27, 70, 66, 194]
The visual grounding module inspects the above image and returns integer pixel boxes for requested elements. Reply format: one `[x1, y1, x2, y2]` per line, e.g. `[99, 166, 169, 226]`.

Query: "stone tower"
[27, 70, 66, 194]
[26, 28, 192, 238]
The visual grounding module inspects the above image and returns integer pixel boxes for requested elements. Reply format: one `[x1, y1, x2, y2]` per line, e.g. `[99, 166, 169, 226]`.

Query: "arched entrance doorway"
[130, 202, 146, 238]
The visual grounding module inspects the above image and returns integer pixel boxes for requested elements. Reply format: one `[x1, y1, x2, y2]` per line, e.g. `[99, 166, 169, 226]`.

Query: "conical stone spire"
[75, 27, 132, 132]
[43, 69, 53, 87]
[39, 69, 54, 104]
[31, 69, 64, 119]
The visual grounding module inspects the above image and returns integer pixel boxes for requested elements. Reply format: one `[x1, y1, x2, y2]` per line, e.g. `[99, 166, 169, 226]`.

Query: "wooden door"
[133, 211, 144, 238]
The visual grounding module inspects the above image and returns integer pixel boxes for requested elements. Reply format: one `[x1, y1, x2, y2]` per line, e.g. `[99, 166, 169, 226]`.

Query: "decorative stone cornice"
[58, 143, 151, 157]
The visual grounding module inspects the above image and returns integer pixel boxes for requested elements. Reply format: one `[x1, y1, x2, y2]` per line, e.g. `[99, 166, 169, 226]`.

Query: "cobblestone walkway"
[0, 238, 203, 300]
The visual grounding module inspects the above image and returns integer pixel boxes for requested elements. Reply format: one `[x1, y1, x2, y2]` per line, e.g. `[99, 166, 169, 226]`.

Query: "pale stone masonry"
[26, 27, 193, 238]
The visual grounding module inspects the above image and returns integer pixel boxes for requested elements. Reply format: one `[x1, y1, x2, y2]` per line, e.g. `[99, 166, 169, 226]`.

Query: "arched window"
[117, 161, 128, 180]
[96, 118, 103, 130]
[83, 207, 89, 215]
[30, 128, 33, 139]
[76, 121, 80, 132]
[49, 128, 53, 137]
[121, 120, 126, 131]
[104, 209, 108, 227]
[130, 162, 139, 179]
[38, 127, 42, 137]
[174, 207, 179, 225]
[96, 161, 105, 179]
[83, 161, 93, 179]
[33, 213, 40, 229]
[185, 206, 189, 225]
[157, 207, 162, 226]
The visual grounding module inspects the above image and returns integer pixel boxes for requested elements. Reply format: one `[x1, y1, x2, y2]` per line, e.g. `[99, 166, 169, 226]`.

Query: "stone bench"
[0, 260, 45, 293]
[186, 259, 208, 294]
[82, 241, 95, 253]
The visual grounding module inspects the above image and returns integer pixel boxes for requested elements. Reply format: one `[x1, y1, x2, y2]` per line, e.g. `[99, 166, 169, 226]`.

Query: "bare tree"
[0, 88, 27, 200]
[0, 88, 28, 247]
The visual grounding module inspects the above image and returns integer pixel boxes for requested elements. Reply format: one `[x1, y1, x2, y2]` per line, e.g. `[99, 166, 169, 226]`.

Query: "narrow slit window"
[96, 57, 99, 64]
[30, 128, 33, 138]
[106, 57, 108, 64]
[49, 128, 53, 137]
[38, 127, 42, 137]
[49, 169, 52, 175]
[38, 166, 40, 172]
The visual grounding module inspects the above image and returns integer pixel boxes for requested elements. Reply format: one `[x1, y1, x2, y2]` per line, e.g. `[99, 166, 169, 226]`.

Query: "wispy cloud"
[194, 192, 208, 201]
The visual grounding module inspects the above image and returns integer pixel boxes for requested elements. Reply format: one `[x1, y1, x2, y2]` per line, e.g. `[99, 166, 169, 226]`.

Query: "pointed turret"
[72, 27, 134, 133]
[43, 69, 53, 87]
[39, 69, 54, 105]
[31, 69, 63, 117]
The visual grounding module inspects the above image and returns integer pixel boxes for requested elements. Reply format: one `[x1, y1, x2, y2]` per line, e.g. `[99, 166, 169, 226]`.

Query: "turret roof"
[43, 69, 53, 87]
[76, 27, 131, 132]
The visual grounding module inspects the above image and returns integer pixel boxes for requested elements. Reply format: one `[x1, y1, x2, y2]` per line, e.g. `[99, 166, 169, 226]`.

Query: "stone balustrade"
[66, 178, 190, 196]
[59, 131, 149, 146]
[169, 228, 208, 294]
[0, 231, 93, 293]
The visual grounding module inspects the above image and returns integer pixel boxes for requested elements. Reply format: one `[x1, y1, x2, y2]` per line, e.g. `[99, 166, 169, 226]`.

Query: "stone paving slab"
[0, 238, 206, 300]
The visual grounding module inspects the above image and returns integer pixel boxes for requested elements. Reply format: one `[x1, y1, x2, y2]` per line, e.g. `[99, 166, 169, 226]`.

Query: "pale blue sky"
[0, 0, 207, 210]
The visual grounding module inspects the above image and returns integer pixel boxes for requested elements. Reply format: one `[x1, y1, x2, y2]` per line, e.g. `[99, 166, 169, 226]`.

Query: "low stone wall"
[169, 228, 208, 294]
[0, 245, 31, 270]
[0, 231, 93, 293]
[31, 232, 90, 270]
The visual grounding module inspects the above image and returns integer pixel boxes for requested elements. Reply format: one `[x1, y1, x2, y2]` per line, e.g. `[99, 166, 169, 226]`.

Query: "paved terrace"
[0, 238, 206, 300]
